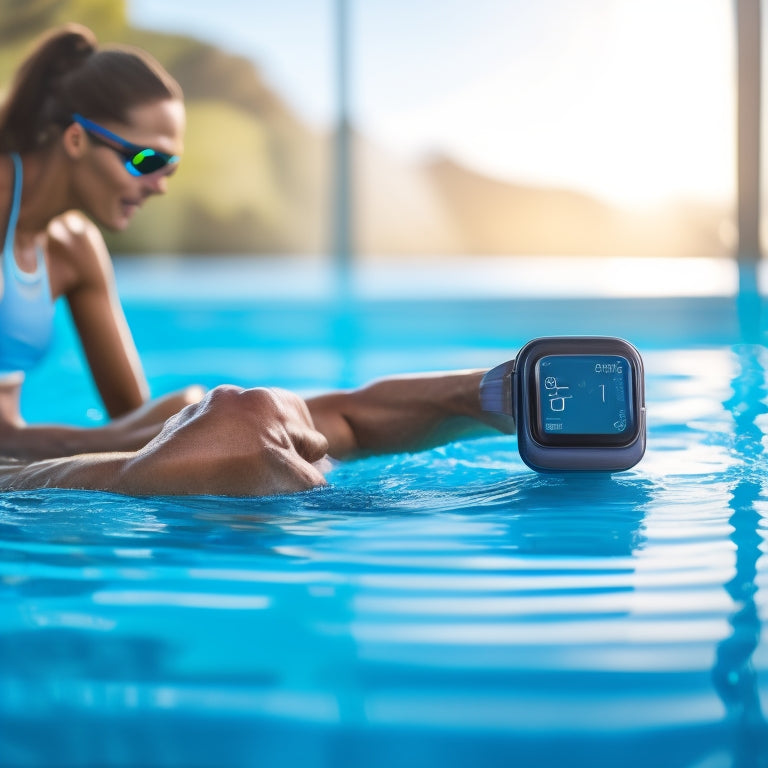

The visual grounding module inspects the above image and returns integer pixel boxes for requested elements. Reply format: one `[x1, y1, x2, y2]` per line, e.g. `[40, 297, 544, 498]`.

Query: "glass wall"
[0, 0, 738, 262]
[351, 0, 735, 260]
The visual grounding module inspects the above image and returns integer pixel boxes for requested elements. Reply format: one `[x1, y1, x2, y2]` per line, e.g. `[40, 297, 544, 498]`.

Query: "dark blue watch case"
[480, 336, 646, 472]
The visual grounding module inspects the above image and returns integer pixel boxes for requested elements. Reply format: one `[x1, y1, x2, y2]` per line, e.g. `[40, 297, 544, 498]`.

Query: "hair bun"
[45, 23, 98, 76]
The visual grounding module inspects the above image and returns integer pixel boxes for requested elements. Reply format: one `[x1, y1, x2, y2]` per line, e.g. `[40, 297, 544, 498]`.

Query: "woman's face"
[71, 98, 185, 231]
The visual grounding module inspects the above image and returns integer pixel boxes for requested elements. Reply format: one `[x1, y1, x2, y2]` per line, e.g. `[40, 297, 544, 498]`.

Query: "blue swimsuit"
[0, 153, 54, 379]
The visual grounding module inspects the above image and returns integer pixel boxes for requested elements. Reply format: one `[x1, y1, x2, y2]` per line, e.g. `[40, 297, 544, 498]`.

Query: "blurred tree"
[0, 0, 65, 43]
[0, 0, 125, 44]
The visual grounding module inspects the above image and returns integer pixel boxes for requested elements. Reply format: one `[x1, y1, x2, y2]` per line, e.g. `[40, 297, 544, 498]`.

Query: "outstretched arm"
[307, 369, 510, 459]
[0, 370, 512, 497]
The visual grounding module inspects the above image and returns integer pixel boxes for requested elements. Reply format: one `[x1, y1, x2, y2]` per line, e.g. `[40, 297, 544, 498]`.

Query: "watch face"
[532, 354, 636, 446]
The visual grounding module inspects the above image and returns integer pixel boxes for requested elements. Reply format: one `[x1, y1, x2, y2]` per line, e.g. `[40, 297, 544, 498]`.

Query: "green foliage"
[0, 0, 125, 44]
[106, 101, 317, 254]
[0, 0, 66, 44]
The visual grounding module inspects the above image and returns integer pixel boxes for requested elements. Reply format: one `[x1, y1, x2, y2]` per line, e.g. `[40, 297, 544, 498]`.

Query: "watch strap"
[479, 359, 516, 416]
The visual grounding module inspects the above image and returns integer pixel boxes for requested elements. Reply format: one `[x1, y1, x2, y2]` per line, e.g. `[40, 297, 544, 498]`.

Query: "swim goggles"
[71, 113, 179, 176]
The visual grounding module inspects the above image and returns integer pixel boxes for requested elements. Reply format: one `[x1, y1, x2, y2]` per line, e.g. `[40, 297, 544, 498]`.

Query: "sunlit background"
[0, 0, 750, 260]
[133, 0, 734, 208]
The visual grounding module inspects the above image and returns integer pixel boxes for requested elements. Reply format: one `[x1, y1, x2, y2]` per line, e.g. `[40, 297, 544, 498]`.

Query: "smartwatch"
[480, 336, 646, 472]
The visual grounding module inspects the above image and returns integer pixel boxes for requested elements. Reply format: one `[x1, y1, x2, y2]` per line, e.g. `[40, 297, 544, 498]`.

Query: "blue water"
[1, 257, 767, 767]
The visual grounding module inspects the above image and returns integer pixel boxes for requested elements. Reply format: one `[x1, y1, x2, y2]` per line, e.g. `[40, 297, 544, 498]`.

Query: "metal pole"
[736, 0, 761, 265]
[331, 0, 357, 383]
[332, 0, 353, 295]
[735, 0, 762, 340]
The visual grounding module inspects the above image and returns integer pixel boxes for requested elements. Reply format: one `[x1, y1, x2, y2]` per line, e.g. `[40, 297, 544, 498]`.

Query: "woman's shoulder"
[48, 210, 104, 255]
[46, 211, 112, 292]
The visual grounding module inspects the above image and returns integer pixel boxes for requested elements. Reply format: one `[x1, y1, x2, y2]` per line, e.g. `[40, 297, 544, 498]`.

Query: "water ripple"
[1, 343, 768, 766]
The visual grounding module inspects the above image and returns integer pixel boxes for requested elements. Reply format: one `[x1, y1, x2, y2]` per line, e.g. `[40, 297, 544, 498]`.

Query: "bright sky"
[129, 0, 735, 208]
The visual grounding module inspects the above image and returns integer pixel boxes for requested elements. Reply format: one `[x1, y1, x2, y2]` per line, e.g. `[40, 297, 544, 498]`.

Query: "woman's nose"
[141, 172, 169, 196]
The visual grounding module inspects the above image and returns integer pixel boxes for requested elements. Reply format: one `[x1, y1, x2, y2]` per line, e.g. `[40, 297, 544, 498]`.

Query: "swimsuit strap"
[4, 153, 23, 258]
[3, 153, 46, 283]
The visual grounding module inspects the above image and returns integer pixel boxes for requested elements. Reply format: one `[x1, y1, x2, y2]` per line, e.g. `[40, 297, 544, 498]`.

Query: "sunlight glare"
[369, 0, 734, 210]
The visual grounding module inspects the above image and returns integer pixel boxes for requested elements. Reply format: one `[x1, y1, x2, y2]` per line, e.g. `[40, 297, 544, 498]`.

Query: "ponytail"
[0, 24, 95, 152]
[0, 23, 182, 153]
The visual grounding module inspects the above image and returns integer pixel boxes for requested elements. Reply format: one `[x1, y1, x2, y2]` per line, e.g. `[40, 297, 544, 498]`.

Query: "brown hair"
[0, 23, 183, 153]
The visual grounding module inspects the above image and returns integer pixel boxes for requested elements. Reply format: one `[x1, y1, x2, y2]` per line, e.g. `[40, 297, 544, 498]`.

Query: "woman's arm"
[0, 213, 207, 461]
[306, 369, 511, 459]
[0, 371, 511, 496]
[50, 213, 151, 417]
[0, 386, 204, 460]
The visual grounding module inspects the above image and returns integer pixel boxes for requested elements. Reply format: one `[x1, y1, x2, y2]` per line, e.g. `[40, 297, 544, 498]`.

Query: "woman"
[0, 23, 203, 460]
[0, 23, 507, 496]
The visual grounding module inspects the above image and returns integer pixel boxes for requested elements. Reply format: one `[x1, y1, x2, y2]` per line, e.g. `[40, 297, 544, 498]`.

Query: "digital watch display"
[479, 337, 646, 472]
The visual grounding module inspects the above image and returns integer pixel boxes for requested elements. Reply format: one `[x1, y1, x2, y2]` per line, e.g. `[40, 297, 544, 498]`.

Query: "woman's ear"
[61, 121, 87, 160]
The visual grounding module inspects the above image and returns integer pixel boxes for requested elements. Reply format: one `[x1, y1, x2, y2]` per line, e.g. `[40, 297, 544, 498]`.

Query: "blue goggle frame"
[72, 113, 179, 176]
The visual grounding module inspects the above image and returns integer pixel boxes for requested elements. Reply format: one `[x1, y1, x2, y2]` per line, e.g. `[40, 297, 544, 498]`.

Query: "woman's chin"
[102, 213, 133, 232]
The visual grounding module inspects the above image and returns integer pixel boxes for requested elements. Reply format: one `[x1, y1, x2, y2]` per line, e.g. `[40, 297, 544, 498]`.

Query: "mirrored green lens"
[128, 149, 177, 176]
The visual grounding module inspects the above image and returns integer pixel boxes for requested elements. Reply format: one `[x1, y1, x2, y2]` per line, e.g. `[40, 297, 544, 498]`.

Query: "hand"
[117, 385, 330, 496]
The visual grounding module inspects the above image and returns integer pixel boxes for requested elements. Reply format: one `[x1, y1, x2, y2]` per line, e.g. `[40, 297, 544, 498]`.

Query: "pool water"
[1, 257, 767, 767]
